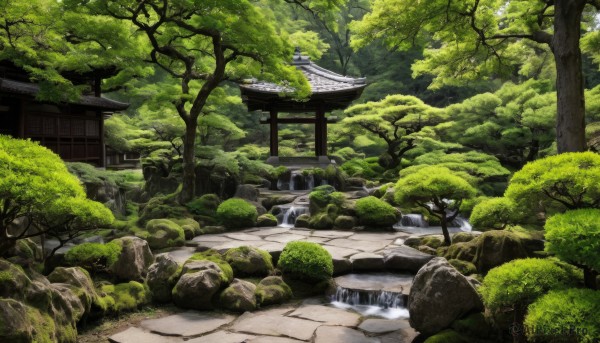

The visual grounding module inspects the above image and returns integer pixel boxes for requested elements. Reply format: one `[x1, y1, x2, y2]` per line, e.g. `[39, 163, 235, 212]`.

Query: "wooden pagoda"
[240, 48, 366, 165]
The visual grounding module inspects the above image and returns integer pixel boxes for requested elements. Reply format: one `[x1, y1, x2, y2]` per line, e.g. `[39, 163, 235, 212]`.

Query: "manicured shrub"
[524, 288, 600, 343]
[186, 194, 220, 217]
[64, 242, 122, 274]
[545, 209, 600, 289]
[355, 196, 398, 227]
[469, 197, 516, 230]
[480, 258, 576, 336]
[185, 250, 233, 283]
[216, 198, 258, 229]
[278, 241, 333, 281]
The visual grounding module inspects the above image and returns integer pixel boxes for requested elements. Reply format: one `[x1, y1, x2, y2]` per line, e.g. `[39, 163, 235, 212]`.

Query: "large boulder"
[47, 267, 97, 313]
[255, 276, 292, 306]
[0, 258, 31, 299]
[473, 231, 528, 273]
[143, 219, 185, 250]
[234, 184, 259, 202]
[146, 254, 181, 303]
[383, 246, 435, 273]
[408, 258, 484, 335]
[172, 262, 223, 310]
[219, 279, 257, 312]
[110, 237, 154, 282]
[0, 299, 39, 343]
[224, 246, 274, 277]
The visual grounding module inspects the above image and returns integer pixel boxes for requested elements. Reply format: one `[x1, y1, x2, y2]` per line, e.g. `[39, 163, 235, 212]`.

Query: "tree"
[342, 95, 444, 168]
[469, 197, 517, 230]
[72, 0, 309, 203]
[545, 209, 600, 289]
[352, 0, 600, 153]
[0, 136, 113, 257]
[394, 166, 476, 245]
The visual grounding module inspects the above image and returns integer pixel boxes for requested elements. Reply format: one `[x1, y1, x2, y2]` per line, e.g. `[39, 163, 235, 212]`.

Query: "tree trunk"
[583, 266, 598, 290]
[179, 119, 197, 203]
[553, 0, 587, 153]
[511, 304, 527, 343]
[439, 215, 451, 246]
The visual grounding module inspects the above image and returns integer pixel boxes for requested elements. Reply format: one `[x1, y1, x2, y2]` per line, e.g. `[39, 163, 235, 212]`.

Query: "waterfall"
[399, 214, 427, 227]
[331, 287, 406, 309]
[279, 206, 309, 227]
[450, 216, 472, 232]
[306, 174, 315, 190]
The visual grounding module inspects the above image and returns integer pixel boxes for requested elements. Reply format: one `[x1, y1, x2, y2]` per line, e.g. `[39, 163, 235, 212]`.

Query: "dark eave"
[0, 77, 129, 111]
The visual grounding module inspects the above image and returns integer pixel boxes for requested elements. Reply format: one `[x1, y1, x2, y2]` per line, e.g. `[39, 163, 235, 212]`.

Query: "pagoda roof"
[0, 77, 129, 111]
[240, 49, 366, 113]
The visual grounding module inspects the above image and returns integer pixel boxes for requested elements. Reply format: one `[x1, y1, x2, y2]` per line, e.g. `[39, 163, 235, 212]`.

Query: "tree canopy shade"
[351, 0, 600, 153]
[0, 135, 114, 256]
[545, 209, 600, 289]
[394, 166, 476, 245]
[69, 0, 310, 203]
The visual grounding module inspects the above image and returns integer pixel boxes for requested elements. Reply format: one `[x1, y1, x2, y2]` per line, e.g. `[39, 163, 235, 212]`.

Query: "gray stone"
[289, 305, 361, 326]
[146, 254, 180, 303]
[302, 236, 331, 244]
[172, 268, 222, 310]
[232, 314, 321, 341]
[358, 319, 411, 334]
[350, 252, 385, 271]
[235, 184, 260, 202]
[109, 327, 183, 343]
[349, 233, 404, 242]
[333, 258, 352, 275]
[246, 227, 291, 236]
[314, 326, 380, 343]
[249, 336, 304, 343]
[220, 279, 257, 312]
[334, 273, 412, 294]
[110, 236, 154, 282]
[187, 331, 255, 343]
[326, 238, 390, 252]
[255, 276, 292, 306]
[402, 236, 422, 247]
[321, 245, 360, 259]
[264, 233, 306, 243]
[226, 233, 264, 241]
[191, 234, 230, 242]
[310, 231, 354, 238]
[408, 257, 484, 335]
[47, 267, 97, 312]
[165, 247, 197, 264]
[141, 312, 236, 337]
[213, 240, 266, 253]
[383, 246, 435, 273]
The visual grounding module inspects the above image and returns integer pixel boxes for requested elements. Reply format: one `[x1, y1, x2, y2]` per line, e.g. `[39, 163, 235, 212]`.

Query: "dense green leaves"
[470, 197, 517, 230]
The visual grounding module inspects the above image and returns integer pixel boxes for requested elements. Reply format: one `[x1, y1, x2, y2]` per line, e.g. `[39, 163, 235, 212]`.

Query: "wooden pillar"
[269, 109, 278, 157]
[99, 112, 106, 168]
[315, 109, 325, 156]
[322, 113, 328, 155]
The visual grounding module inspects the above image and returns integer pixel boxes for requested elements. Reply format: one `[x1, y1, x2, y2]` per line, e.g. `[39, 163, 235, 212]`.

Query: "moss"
[255, 277, 293, 306]
[216, 198, 258, 229]
[138, 195, 188, 225]
[445, 240, 478, 263]
[421, 235, 444, 249]
[96, 281, 149, 314]
[449, 259, 478, 275]
[64, 242, 122, 274]
[334, 215, 356, 230]
[355, 196, 398, 227]
[186, 194, 221, 217]
[256, 213, 278, 227]
[170, 218, 201, 240]
[186, 250, 234, 283]
[452, 232, 478, 243]
[423, 329, 469, 343]
[144, 219, 185, 249]
[224, 246, 274, 277]
[309, 212, 334, 230]
[278, 241, 333, 282]
[451, 313, 494, 340]
[26, 307, 57, 343]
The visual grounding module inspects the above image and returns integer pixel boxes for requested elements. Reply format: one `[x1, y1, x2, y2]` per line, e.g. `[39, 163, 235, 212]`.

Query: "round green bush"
[480, 258, 575, 312]
[524, 288, 600, 343]
[545, 209, 600, 288]
[216, 198, 258, 229]
[469, 197, 516, 230]
[355, 196, 398, 227]
[186, 194, 220, 217]
[64, 242, 122, 274]
[278, 241, 333, 281]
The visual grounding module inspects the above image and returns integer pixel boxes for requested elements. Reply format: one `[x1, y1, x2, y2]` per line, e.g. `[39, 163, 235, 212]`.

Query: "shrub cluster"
[216, 198, 258, 229]
[64, 242, 122, 274]
[355, 196, 398, 227]
[278, 241, 333, 281]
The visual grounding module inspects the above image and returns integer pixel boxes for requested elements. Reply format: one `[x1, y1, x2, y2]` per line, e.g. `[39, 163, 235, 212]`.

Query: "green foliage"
[423, 329, 469, 343]
[143, 219, 185, 249]
[278, 241, 333, 281]
[545, 209, 600, 275]
[186, 194, 221, 217]
[469, 197, 517, 230]
[0, 136, 114, 255]
[138, 196, 188, 225]
[340, 158, 384, 178]
[448, 259, 477, 275]
[64, 242, 122, 274]
[216, 198, 258, 229]
[186, 250, 234, 283]
[505, 152, 600, 214]
[524, 288, 600, 343]
[355, 196, 398, 227]
[480, 259, 575, 311]
[96, 281, 150, 313]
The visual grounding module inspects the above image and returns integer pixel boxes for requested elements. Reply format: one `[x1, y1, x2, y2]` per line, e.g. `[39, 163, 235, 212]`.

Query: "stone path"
[109, 298, 418, 343]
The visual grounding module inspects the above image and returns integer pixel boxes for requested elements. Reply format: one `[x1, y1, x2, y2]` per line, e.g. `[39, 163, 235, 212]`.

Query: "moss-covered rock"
[473, 230, 528, 273]
[448, 259, 478, 275]
[334, 215, 356, 230]
[421, 235, 444, 249]
[255, 276, 292, 306]
[64, 242, 122, 275]
[170, 218, 202, 240]
[0, 299, 38, 343]
[185, 250, 233, 283]
[355, 196, 398, 227]
[224, 246, 273, 277]
[186, 194, 220, 218]
[216, 198, 258, 229]
[309, 212, 335, 230]
[0, 259, 30, 299]
[142, 219, 185, 250]
[138, 195, 188, 226]
[219, 279, 257, 312]
[256, 214, 278, 227]
[423, 329, 469, 343]
[47, 267, 97, 313]
[278, 241, 333, 282]
[172, 267, 222, 310]
[445, 240, 478, 263]
[95, 281, 150, 314]
[109, 237, 154, 282]
[450, 312, 495, 340]
[295, 214, 310, 228]
[146, 254, 181, 303]
[452, 232, 478, 243]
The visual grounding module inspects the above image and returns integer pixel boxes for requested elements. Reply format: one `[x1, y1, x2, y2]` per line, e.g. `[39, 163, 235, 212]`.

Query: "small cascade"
[450, 216, 472, 231]
[330, 273, 412, 320]
[279, 206, 309, 227]
[306, 174, 315, 190]
[278, 170, 318, 191]
[399, 214, 428, 228]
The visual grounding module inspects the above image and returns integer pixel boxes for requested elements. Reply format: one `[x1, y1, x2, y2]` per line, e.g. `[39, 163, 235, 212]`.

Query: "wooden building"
[0, 64, 128, 167]
[240, 48, 366, 165]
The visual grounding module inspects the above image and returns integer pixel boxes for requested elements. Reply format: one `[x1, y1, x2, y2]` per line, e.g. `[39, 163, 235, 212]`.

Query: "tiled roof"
[0, 78, 129, 111]
[240, 49, 366, 95]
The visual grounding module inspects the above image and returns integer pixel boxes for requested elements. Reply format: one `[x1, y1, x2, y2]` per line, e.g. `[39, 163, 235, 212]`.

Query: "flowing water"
[279, 205, 309, 228]
[394, 213, 472, 234]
